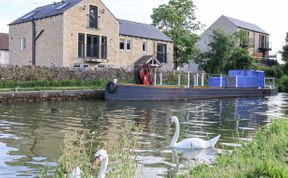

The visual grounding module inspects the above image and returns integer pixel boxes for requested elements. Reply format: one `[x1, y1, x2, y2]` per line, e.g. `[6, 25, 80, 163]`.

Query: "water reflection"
[0, 93, 287, 177]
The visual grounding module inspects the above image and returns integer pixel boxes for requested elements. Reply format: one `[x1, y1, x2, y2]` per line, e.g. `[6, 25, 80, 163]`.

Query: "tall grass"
[181, 118, 288, 178]
[38, 124, 142, 177]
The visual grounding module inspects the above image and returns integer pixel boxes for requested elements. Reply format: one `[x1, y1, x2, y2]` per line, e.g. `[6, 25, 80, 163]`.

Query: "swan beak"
[168, 120, 172, 127]
[91, 158, 100, 170]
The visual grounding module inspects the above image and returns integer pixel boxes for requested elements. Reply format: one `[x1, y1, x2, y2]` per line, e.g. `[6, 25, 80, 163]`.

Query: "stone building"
[197, 15, 271, 60]
[0, 33, 9, 65]
[9, 0, 174, 70]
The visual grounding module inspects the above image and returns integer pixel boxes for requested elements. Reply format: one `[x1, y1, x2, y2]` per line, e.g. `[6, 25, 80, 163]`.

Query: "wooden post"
[236, 75, 238, 87]
[154, 73, 157, 85]
[220, 74, 223, 87]
[196, 73, 199, 87]
[160, 73, 163, 86]
[187, 72, 190, 88]
[201, 73, 205, 87]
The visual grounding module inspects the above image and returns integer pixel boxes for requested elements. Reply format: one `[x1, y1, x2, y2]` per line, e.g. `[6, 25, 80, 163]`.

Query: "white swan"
[68, 149, 108, 178]
[169, 116, 221, 149]
[92, 149, 108, 178]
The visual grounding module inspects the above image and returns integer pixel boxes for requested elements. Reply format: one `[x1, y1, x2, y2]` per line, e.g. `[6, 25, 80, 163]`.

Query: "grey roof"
[119, 19, 173, 42]
[10, 0, 81, 25]
[135, 55, 161, 66]
[224, 15, 268, 34]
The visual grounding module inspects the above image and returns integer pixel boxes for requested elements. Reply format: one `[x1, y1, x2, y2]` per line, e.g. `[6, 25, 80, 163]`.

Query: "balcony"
[84, 58, 108, 63]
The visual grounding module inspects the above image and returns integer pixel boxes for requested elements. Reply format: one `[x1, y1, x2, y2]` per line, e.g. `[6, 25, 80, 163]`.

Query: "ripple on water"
[0, 95, 288, 177]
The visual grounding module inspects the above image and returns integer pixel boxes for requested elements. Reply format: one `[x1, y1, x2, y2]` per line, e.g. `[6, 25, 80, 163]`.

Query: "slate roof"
[223, 15, 268, 34]
[0, 33, 9, 50]
[10, 0, 173, 42]
[119, 19, 173, 42]
[10, 0, 81, 25]
[135, 55, 161, 66]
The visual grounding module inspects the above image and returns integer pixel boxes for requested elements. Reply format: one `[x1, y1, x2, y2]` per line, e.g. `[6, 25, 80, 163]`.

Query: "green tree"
[151, 0, 201, 67]
[197, 29, 254, 74]
[281, 36, 288, 63]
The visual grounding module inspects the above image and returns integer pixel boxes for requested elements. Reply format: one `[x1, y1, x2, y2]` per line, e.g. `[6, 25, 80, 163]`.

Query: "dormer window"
[89, 5, 98, 29]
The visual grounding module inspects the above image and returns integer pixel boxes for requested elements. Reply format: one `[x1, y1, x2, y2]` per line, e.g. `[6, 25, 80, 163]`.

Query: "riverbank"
[182, 118, 288, 177]
[0, 89, 104, 102]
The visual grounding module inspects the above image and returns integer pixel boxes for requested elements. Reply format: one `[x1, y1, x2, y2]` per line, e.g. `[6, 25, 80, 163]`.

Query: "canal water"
[0, 93, 288, 178]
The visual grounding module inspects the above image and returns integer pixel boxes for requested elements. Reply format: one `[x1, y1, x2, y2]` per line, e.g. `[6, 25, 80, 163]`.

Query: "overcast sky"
[0, 0, 287, 55]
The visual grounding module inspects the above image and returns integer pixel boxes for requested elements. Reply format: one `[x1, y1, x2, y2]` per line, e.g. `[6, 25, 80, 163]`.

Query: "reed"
[38, 124, 143, 177]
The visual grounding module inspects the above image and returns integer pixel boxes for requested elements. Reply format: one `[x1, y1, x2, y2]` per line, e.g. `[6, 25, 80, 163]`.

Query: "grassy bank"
[182, 118, 288, 178]
[38, 124, 142, 178]
[0, 79, 108, 91]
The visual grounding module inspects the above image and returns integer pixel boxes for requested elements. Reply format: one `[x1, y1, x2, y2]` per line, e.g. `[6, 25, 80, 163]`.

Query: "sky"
[0, 0, 287, 59]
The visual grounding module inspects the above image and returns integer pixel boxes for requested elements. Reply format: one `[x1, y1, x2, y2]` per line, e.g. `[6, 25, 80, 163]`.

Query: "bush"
[257, 65, 285, 78]
[278, 75, 288, 92]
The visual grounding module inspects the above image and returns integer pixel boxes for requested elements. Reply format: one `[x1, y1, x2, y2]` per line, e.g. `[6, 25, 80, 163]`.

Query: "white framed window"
[119, 39, 125, 50]
[126, 39, 132, 51]
[142, 41, 147, 53]
[19, 37, 26, 50]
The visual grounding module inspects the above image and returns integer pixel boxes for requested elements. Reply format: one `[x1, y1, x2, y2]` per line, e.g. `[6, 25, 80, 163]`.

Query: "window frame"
[142, 41, 147, 53]
[78, 33, 85, 58]
[101, 36, 107, 59]
[86, 34, 100, 58]
[89, 5, 98, 29]
[19, 37, 26, 51]
[119, 39, 125, 50]
[126, 39, 132, 51]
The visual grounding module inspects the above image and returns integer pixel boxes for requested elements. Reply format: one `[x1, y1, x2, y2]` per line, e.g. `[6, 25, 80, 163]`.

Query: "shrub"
[278, 75, 288, 92]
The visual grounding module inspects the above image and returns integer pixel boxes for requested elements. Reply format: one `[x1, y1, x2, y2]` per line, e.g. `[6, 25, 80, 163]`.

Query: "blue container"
[208, 77, 226, 87]
[229, 70, 265, 88]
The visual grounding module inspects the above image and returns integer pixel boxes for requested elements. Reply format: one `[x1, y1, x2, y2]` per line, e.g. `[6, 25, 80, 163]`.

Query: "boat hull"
[105, 85, 277, 101]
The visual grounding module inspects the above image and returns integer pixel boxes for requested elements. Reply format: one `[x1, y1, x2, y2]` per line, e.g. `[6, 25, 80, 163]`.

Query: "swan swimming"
[68, 149, 108, 178]
[169, 116, 221, 149]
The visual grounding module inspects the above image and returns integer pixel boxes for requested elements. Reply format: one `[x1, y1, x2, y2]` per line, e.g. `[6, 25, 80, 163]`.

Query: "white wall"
[0, 50, 9, 64]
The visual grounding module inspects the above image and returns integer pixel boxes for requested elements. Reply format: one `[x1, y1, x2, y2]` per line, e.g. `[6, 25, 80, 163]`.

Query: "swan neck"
[170, 120, 180, 146]
[98, 156, 108, 178]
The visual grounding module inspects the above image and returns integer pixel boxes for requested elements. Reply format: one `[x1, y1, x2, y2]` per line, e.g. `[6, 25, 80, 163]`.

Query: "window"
[157, 43, 167, 63]
[142, 41, 147, 52]
[259, 35, 268, 49]
[101, 36, 107, 59]
[126, 40, 131, 51]
[87, 35, 100, 58]
[120, 39, 125, 50]
[19, 37, 26, 50]
[89, 5, 98, 29]
[78, 33, 85, 58]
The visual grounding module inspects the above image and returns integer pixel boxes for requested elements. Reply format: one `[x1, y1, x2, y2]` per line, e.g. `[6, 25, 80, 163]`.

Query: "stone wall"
[9, 15, 64, 67]
[0, 89, 104, 103]
[0, 66, 203, 85]
[0, 66, 133, 81]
